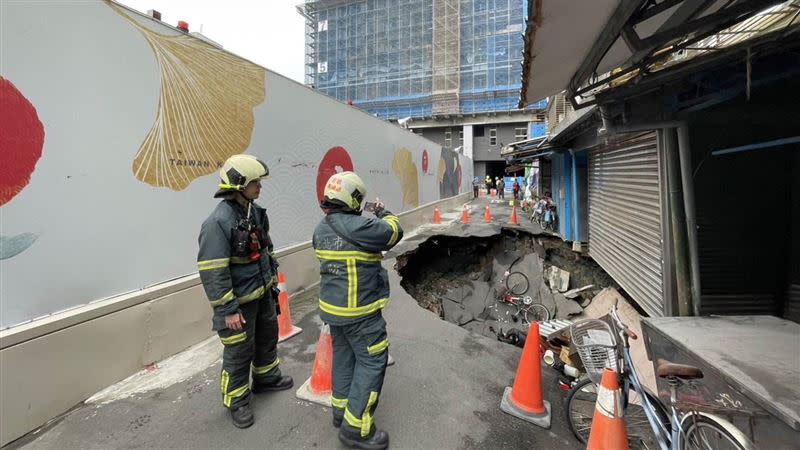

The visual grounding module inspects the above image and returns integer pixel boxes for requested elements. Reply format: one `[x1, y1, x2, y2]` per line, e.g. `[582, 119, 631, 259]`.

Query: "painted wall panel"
[0, 1, 472, 328]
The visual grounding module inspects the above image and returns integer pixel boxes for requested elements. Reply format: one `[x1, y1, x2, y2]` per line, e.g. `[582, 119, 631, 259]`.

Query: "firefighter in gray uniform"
[313, 171, 403, 450]
[197, 154, 293, 429]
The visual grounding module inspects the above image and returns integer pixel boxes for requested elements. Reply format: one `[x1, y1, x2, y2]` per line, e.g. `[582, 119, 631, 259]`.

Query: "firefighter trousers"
[217, 291, 282, 409]
[330, 312, 389, 438]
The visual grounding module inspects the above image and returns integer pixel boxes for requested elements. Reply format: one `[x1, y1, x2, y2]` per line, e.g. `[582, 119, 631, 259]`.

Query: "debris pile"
[397, 230, 619, 343]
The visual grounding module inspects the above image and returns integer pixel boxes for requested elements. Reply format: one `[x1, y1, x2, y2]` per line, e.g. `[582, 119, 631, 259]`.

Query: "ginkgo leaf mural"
[391, 148, 419, 208]
[109, 1, 266, 190]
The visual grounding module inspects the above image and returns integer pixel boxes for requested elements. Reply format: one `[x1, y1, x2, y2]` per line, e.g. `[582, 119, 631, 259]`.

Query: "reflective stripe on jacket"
[197, 200, 278, 328]
[312, 210, 403, 325]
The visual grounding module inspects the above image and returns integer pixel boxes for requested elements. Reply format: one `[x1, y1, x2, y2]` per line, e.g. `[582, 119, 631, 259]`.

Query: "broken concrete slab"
[553, 293, 583, 319]
[441, 298, 472, 326]
[546, 266, 571, 293]
[539, 283, 557, 318]
[563, 284, 594, 299]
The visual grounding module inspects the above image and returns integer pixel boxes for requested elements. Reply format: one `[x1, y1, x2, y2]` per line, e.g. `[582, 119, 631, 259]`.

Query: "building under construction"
[298, 0, 541, 120]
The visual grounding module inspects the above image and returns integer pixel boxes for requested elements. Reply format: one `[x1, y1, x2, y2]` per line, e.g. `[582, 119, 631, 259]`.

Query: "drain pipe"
[677, 125, 702, 316]
[664, 129, 692, 316]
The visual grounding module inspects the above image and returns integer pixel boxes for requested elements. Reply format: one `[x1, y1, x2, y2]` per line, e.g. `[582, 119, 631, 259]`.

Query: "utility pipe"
[664, 128, 692, 316]
[677, 125, 702, 316]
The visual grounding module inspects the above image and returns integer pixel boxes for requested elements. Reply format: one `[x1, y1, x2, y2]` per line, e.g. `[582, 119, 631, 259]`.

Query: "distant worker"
[472, 175, 481, 198]
[197, 154, 293, 429]
[313, 172, 403, 450]
[485, 175, 492, 194]
[512, 179, 520, 200]
[497, 177, 505, 199]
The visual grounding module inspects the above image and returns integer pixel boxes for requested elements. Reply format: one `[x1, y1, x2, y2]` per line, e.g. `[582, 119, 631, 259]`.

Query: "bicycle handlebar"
[610, 302, 638, 340]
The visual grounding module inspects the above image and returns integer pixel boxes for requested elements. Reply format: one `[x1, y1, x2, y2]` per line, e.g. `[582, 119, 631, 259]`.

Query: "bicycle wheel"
[680, 413, 755, 450]
[565, 378, 668, 449]
[522, 303, 550, 323]
[505, 272, 529, 295]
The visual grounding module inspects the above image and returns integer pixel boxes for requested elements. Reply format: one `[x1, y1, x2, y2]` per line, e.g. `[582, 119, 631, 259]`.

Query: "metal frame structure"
[561, 0, 798, 109]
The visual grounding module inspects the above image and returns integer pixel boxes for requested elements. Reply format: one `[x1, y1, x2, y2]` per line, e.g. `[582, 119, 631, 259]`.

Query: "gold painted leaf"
[110, 2, 266, 190]
[391, 148, 419, 208]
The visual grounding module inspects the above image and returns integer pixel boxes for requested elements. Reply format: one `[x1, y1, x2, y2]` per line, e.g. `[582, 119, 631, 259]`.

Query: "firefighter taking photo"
[313, 172, 403, 450]
[197, 154, 293, 429]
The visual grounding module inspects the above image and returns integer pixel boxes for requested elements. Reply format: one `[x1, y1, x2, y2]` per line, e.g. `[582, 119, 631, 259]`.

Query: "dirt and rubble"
[397, 229, 619, 343]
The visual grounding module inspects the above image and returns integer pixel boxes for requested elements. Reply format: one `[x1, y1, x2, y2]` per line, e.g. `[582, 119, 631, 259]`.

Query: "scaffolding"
[298, 0, 540, 120]
[431, 0, 460, 115]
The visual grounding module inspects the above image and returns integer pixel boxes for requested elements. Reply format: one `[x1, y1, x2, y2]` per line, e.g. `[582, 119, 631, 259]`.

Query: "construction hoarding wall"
[0, 0, 472, 329]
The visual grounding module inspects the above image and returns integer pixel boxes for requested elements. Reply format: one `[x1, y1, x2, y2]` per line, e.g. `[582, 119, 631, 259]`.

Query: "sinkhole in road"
[396, 229, 617, 343]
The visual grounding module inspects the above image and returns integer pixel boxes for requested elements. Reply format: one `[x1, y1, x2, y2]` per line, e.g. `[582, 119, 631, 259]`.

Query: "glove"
[271, 285, 282, 316]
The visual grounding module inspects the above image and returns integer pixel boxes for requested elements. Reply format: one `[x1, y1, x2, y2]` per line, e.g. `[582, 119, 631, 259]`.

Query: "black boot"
[230, 404, 254, 429]
[338, 425, 389, 450]
[252, 376, 294, 393]
[333, 414, 343, 428]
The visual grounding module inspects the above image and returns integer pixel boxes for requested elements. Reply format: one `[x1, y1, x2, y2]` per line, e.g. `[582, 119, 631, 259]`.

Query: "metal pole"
[665, 128, 692, 316]
[677, 125, 702, 316]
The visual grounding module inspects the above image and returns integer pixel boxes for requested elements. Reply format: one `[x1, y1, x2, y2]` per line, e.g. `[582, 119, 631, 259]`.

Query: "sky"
[118, 0, 307, 83]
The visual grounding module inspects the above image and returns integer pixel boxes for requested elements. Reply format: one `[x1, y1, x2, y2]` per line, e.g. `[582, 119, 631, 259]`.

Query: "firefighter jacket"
[197, 199, 279, 329]
[312, 209, 403, 325]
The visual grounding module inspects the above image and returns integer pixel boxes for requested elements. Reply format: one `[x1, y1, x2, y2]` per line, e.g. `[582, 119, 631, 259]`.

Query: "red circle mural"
[421, 150, 429, 174]
[316, 146, 354, 203]
[1, 77, 45, 207]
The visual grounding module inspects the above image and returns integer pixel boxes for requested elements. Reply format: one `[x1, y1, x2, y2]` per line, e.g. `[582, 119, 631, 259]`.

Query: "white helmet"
[215, 154, 268, 197]
[323, 171, 367, 211]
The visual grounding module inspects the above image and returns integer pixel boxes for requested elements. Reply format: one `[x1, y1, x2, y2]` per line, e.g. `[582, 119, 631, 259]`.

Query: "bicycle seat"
[656, 358, 704, 380]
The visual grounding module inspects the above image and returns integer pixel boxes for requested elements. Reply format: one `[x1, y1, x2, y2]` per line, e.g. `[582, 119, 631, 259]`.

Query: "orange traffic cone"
[509, 206, 519, 225]
[491, 188, 497, 198]
[295, 325, 332, 406]
[277, 272, 302, 342]
[461, 205, 470, 224]
[587, 368, 630, 450]
[433, 207, 442, 224]
[484, 205, 493, 223]
[500, 322, 551, 428]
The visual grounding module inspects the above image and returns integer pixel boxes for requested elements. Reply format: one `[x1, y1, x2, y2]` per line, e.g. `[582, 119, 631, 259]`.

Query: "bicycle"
[494, 270, 551, 323]
[565, 302, 755, 450]
[497, 292, 551, 323]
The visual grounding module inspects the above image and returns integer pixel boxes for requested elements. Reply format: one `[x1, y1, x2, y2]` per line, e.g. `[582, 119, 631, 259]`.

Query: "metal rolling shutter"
[588, 132, 665, 316]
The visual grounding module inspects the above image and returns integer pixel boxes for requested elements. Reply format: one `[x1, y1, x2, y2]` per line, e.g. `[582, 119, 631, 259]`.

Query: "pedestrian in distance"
[197, 154, 294, 429]
[472, 175, 480, 198]
[512, 179, 520, 200]
[313, 171, 404, 450]
[497, 177, 505, 200]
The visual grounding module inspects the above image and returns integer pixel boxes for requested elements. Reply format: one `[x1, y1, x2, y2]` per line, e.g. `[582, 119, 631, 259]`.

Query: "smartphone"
[363, 201, 377, 212]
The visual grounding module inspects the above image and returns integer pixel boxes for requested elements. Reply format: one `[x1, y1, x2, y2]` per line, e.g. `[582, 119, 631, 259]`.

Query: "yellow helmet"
[216, 154, 269, 195]
[323, 171, 367, 211]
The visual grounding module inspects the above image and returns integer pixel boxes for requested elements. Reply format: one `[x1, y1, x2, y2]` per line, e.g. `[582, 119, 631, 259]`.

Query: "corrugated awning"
[519, 0, 795, 108]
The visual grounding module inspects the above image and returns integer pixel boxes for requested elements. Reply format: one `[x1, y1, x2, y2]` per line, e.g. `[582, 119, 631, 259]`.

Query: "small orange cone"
[586, 368, 630, 450]
[295, 325, 333, 406]
[509, 206, 519, 225]
[461, 205, 470, 224]
[277, 273, 302, 342]
[491, 188, 497, 198]
[484, 205, 493, 223]
[500, 322, 551, 428]
[433, 207, 441, 224]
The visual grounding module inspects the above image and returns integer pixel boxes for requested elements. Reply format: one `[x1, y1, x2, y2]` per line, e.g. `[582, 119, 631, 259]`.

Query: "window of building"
[444, 128, 452, 148]
[489, 128, 497, 146]
[474, 125, 485, 137]
[459, 130, 464, 145]
[515, 127, 527, 141]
